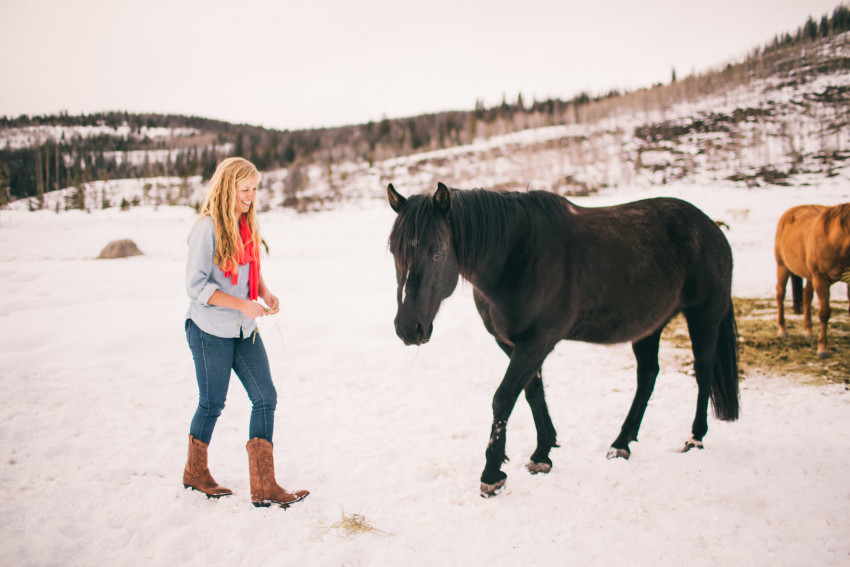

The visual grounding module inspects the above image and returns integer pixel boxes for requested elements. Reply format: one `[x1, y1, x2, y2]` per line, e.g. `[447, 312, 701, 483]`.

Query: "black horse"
[387, 182, 740, 497]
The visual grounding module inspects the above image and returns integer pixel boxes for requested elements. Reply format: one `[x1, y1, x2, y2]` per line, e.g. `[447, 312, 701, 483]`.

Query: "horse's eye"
[433, 245, 446, 260]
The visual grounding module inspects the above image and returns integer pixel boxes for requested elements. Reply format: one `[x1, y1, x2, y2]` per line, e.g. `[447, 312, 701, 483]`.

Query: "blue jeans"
[185, 319, 278, 444]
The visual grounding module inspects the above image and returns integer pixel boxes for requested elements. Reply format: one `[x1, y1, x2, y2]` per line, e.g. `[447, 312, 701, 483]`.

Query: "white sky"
[0, 0, 843, 131]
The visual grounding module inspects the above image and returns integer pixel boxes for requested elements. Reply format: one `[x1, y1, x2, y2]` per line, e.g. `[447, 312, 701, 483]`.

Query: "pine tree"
[0, 166, 9, 224]
[804, 16, 818, 41]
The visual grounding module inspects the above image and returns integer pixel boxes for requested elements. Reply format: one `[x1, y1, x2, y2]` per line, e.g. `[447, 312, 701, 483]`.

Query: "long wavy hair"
[197, 157, 261, 273]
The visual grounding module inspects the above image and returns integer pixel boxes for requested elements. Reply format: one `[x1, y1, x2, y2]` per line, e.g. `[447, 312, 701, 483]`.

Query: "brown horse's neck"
[821, 203, 850, 233]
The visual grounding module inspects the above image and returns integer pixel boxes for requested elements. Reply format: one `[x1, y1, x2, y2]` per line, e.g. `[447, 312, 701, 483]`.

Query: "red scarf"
[223, 216, 260, 301]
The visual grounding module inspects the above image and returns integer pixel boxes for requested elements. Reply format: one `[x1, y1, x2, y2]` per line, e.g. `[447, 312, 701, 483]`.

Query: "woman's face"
[234, 174, 259, 217]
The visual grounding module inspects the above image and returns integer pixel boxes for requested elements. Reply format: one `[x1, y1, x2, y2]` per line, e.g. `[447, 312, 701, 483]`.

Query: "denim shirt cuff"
[198, 283, 218, 306]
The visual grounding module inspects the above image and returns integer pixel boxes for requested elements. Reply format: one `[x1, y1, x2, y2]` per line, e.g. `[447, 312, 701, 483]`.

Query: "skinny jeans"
[185, 319, 277, 444]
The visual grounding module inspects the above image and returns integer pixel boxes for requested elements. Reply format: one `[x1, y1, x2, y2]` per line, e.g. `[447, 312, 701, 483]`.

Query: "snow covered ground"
[0, 176, 848, 566]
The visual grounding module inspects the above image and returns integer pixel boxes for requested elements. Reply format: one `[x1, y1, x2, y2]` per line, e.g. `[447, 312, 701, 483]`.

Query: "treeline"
[2, 3, 848, 207]
[1, 91, 621, 205]
[0, 112, 310, 203]
[769, 3, 850, 49]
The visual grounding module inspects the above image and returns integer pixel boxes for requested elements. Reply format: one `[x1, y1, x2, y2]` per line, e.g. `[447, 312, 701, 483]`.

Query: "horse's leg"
[813, 274, 832, 358]
[776, 263, 790, 338]
[683, 308, 722, 451]
[524, 372, 559, 473]
[494, 340, 558, 475]
[791, 274, 804, 315]
[481, 341, 551, 497]
[803, 279, 815, 340]
[607, 329, 662, 460]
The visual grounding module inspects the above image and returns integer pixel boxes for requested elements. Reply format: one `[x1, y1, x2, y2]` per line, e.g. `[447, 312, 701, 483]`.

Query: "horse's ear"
[387, 184, 406, 214]
[434, 182, 451, 215]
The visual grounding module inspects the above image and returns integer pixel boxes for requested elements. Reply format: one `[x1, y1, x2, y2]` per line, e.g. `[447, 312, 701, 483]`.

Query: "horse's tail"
[791, 274, 804, 314]
[711, 304, 740, 421]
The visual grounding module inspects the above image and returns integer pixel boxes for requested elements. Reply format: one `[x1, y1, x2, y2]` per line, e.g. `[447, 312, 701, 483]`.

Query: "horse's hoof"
[777, 330, 787, 339]
[606, 447, 630, 460]
[681, 436, 704, 453]
[480, 478, 507, 498]
[526, 461, 552, 474]
[817, 350, 831, 359]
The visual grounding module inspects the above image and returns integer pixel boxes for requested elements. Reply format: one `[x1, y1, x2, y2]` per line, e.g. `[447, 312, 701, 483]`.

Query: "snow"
[0, 177, 849, 566]
[1, 123, 201, 151]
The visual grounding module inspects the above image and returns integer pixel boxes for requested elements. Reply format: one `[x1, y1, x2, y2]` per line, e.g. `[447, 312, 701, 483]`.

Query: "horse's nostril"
[393, 318, 427, 346]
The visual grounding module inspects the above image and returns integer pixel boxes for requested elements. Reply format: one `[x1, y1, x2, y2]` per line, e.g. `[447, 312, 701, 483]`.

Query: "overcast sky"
[1, 0, 843, 131]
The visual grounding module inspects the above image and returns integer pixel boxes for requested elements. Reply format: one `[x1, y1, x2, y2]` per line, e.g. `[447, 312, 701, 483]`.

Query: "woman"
[183, 157, 309, 507]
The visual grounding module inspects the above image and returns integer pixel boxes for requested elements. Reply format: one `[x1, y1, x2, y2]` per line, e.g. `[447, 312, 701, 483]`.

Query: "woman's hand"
[208, 289, 274, 320]
[260, 291, 280, 315]
[240, 299, 270, 319]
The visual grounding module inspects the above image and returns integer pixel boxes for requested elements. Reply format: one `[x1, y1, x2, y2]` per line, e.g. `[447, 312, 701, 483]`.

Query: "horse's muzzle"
[394, 319, 433, 346]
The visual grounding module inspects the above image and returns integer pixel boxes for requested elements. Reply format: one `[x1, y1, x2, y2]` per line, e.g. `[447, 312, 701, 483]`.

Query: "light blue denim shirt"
[185, 216, 257, 338]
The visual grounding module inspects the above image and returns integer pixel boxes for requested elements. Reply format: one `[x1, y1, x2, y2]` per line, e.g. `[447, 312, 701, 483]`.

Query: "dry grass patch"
[662, 297, 850, 385]
[320, 507, 383, 539]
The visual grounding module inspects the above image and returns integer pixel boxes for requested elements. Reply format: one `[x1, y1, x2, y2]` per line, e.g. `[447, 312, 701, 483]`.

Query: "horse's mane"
[450, 190, 515, 276]
[821, 203, 850, 232]
[388, 194, 442, 272]
[451, 189, 569, 277]
[389, 188, 568, 278]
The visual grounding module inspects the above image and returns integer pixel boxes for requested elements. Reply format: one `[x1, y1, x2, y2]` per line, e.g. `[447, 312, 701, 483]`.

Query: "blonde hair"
[198, 157, 261, 273]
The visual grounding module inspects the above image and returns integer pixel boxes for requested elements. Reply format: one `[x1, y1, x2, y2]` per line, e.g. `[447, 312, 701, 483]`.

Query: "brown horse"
[775, 203, 850, 358]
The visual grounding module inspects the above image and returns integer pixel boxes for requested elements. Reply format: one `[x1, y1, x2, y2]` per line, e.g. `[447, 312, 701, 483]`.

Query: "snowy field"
[0, 178, 849, 566]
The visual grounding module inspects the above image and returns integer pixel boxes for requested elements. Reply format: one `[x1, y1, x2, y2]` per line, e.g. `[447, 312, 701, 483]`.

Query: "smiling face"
[235, 173, 259, 217]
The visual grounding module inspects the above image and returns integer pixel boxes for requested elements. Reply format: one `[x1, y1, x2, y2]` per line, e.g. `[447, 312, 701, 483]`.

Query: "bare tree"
[282, 163, 309, 210]
[34, 140, 44, 209]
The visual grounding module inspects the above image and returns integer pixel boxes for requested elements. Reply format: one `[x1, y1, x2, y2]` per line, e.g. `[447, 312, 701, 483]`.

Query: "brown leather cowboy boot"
[246, 437, 309, 507]
[183, 435, 233, 498]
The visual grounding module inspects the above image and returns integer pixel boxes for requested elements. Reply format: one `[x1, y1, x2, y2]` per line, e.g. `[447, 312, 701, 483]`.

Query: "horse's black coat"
[388, 182, 740, 494]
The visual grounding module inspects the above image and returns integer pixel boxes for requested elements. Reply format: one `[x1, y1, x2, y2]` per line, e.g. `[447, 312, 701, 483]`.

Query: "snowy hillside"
[7, 43, 850, 214]
[0, 123, 201, 151]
